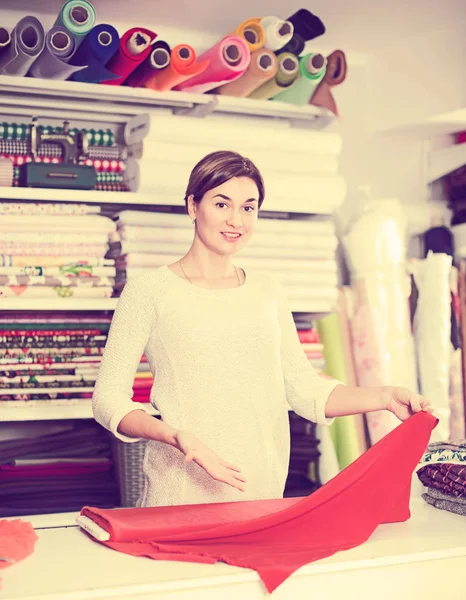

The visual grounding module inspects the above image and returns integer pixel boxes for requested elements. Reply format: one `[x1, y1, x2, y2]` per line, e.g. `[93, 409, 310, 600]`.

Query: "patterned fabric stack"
[417, 440, 466, 517]
[0, 202, 116, 302]
[0, 421, 119, 516]
[111, 209, 339, 314]
[0, 122, 130, 192]
[296, 320, 326, 372]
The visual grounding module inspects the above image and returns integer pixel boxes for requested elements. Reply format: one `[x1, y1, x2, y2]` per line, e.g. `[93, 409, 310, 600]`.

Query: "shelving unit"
[0, 298, 119, 311]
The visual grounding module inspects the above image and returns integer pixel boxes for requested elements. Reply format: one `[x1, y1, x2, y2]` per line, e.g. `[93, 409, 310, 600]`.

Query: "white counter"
[2, 499, 465, 600]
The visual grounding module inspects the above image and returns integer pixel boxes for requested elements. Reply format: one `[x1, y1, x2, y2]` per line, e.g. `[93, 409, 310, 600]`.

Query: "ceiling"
[4, 0, 466, 54]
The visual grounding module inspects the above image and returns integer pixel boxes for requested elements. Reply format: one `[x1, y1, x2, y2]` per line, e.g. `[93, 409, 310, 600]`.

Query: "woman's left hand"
[382, 386, 434, 421]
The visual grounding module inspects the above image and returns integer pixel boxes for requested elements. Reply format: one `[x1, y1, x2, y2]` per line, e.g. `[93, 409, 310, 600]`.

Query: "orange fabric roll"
[144, 44, 209, 91]
[229, 18, 265, 52]
[215, 48, 278, 97]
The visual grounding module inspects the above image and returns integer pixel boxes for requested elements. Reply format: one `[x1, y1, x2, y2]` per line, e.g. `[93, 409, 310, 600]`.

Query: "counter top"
[2, 499, 465, 600]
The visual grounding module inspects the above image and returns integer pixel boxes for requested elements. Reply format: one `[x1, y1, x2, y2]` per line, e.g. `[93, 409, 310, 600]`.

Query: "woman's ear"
[187, 194, 197, 221]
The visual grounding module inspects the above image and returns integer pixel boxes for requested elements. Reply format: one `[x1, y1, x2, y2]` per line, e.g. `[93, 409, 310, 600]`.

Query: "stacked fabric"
[296, 321, 326, 372]
[0, 202, 116, 303]
[0, 122, 129, 192]
[111, 210, 339, 314]
[417, 440, 466, 517]
[0, 421, 119, 516]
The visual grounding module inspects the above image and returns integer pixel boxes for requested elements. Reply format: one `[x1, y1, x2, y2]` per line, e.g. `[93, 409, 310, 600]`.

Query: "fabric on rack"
[417, 463, 466, 497]
[0, 275, 114, 288]
[0, 202, 100, 215]
[0, 286, 113, 298]
[421, 487, 466, 517]
[81, 412, 437, 594]
[0, 242, 109, 257]
[0, 256, 114, 268]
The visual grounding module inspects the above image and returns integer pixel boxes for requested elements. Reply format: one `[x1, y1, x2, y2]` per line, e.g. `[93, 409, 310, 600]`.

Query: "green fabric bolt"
[273, 52, 327, 105]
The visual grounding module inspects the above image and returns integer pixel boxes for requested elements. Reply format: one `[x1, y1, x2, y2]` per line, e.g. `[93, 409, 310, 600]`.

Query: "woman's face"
[189, 176, 259, 256]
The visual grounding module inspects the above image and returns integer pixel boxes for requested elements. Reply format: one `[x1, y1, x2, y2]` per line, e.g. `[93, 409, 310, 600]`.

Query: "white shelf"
[0, 400, 159, 422]
[0, 75, 334, 129]
[0, 186, 183, 207]
[0, 299, 118, 311]
[427, 142, 466, 183]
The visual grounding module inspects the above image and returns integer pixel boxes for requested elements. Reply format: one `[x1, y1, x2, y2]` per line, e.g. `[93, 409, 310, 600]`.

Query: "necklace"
[178, 260, 242, 288]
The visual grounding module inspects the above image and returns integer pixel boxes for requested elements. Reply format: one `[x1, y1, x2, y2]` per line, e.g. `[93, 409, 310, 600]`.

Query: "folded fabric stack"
[111, 210, 339, 314]
[0, 123, 129, 192]
[0, 421, 119, 516]
[0, 202, 116, 303]
[296, 320, 326, 372]
[417, 440, 466, 517]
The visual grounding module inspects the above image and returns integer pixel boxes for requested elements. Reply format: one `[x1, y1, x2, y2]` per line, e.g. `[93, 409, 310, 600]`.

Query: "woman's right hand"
[174, 430, 246, 492]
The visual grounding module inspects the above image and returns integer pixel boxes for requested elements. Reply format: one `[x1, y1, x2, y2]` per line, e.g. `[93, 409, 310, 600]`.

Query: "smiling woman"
[92, 149, 433, 509]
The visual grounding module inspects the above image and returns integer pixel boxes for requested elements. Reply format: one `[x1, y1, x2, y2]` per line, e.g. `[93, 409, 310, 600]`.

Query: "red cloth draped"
[81, 412, 437, 593]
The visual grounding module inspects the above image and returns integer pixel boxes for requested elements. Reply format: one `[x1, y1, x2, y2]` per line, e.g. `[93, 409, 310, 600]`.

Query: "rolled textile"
[254, 16, 294, 52]
[0, 203, 100, 215]
[0, 255, 113, 267]
[28, 26, 84, 80]
[0, 242, 108, 257]
[277, 32, 305, 57]
[125, 40, 171, 88]
[286, 8, 325, 42]
[0, 214, 116, 233]
[228, 18, 265, 52]
[0, 27, 11, 57]
[0, 16, 45, 76]
[174, 36, 250, 94]
[79, 412, 436, 595]
[103, 27, 157, 86]
[248, 52, 299, 100]
[54, 0, 96, 48]
[0, 286, 113, 298]
[310, 50, 347, 116]
[142, 44, 209, 92]
[215, 48, 278, 97]
[273, 53, 327, 105]
[0, 275, 114, 288]
[0, 157, 14, 186]
[69, 24, 120, 83]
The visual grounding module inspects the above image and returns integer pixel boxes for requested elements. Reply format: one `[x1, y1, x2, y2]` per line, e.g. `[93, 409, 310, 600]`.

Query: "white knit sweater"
[92, 266, 338, 507]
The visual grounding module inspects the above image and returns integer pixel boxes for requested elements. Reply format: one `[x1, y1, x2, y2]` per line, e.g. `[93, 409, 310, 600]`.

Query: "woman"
[93, 150, 433, 507]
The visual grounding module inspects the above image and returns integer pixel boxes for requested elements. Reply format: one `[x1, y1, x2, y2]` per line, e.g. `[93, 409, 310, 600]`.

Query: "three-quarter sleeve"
[277, 282, 341, 425]
[92, 276, 156, 442]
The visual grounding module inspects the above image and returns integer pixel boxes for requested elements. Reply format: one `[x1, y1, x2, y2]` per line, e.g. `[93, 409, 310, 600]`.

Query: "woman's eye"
[244, 206, 255, 212]
[216, 202, 227, 209]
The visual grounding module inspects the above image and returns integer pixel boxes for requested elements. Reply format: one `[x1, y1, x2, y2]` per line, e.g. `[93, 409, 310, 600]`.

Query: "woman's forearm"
[118, 409, 179, 446]
[325, 384, 390, 418]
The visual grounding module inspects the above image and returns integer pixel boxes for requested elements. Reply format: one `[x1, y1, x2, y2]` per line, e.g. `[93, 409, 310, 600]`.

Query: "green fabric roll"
[273, 52, 326, 106]
[317, 313, 362, 470]
[248, 52, 299, 100]
[54, 0, 96, 46]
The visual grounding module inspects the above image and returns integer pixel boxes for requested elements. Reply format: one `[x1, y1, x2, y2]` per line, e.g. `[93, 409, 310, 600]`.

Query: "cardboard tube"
[256, 16, 294, 51]
[229, 18, 265, 52]
[248, 51, 298, 99]
[144, 44, 209, 92]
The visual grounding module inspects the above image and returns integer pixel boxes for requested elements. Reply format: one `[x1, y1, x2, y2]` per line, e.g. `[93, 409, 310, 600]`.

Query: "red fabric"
[0, 519, 38, 590]
[81, 412, 437, 593]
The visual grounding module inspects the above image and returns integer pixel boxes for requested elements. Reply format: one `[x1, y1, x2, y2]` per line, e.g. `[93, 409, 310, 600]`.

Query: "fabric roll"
[0, 27, 11, 56]
[0, 214, 115, 232]
[310, 50, 347, 116]
[277, 32, 305, 58]
[142, 44, 209, 92]
[273, 53, 327, 105]
[0, 286, 113, 299]
[175, 36, 250, 94]
[0, 157, 13, 186]
[0, 275, 114, 288]
[413, 252, 452, 442]
[228, 18, 265, 52]
[215, 48, 278, 97]
[103, 27, 157, 86]
[53, 0, 96, 48]
[286, 8, 326, 42]
[0, 203, 100, 215]
[255, 16, 294, 52]
[69, 24, 120, 83]
[0, 242, 108, 257]
[29, 26, 84, 80]
[0, 16, 45, 76]
[80, 412, 436, 595]
[0, 256, 113, 267]
[248, 52, 299, 99]
[125, 40, 171, 88]
[0, 232, 108, 245]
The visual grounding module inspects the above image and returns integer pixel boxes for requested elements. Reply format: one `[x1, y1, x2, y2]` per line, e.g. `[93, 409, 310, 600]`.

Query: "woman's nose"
[226, 211, 243, 229]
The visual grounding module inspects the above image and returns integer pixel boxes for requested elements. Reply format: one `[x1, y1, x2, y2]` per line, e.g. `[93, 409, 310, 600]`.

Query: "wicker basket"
[111, 437, 148, 507]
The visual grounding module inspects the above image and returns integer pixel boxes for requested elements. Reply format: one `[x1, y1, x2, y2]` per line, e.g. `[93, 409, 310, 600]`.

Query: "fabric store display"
[273, 53, 327, 106]
[248, 52, 299, 99]
[310, 50, 347, 116]
[228, 18, 265, 52]
[0, 157, 13, 186]
[0, 518, 38, 589]
[254, 16, 294, 52]
[79, 412, 437, 594]
[103, 27, 157, 86]
[277, 33, 305, 58]
[174, 36, 250, 94]
[0, 421, 119, 516]
[69, 24, 120, 83]
[412, 252, 452, 442]
[125, 40, 171, 88]
[344, 198, 417, 445]
[28, 26, 85, 80]
[422, 488, 466, 517]
[54, 0, 97, 48]
[215, 48, 278, 97]
[0, 202, 100, 215]
[0, 16, 45, 76]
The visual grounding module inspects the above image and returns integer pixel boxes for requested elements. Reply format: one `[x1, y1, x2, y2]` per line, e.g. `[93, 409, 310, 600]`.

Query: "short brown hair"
[184, 150, 265, 211]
